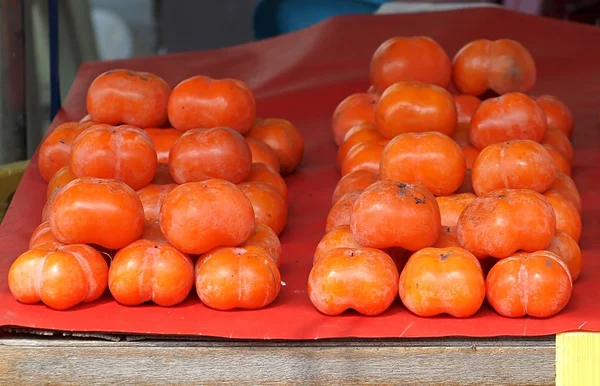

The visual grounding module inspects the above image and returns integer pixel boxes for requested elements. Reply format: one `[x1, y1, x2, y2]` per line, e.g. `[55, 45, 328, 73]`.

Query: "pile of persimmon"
[310, 35, 581, 319]
[9, 69, 304, 311]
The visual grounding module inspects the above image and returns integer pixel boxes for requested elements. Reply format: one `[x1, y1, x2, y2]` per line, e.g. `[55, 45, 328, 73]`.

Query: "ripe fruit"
[535, 94, 574, 137]
[543, 190, 582, 242]
[239, 221, 282, 266]
[246, 137, 281, 173]
[47, 166, 76, 198]
[380, 132, 466, 196]
[38, 122, 89, 182]
[340, 140, 386, 177]
[541, 125, 573, 164]
[399, 247, 485, 317]
[548, 172, 581, 213]
[308, 247, 399, 316]
[246, 118, 304, 175]
[454, 94, 481, 124]
[350, 180, 441, 251]
[29, 221, 62, 250]
[332, 169, 378, 205]
[243, 163, 288, 202]
[313, 224, 362, 265]
[375, 81, 457, 139]
[237, 181, 288, 236]
[143, 128, 182, 164]
[332, 93, 378, 145]
[546, 229, 582, 282]
[337, 123, 384, 167]
[326, 191, 360, 233]
[436, 193, 476, 227]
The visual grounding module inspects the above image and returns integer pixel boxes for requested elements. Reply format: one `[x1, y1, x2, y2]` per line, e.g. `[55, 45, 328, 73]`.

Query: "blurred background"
[1, 0, 599, 164]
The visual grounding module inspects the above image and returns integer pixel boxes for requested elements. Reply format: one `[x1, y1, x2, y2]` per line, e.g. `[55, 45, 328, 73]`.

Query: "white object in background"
[90, 7, 134, 60]
[375, 1, 501, 14]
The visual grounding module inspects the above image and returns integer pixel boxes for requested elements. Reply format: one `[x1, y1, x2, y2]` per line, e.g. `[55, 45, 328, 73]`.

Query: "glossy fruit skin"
[246, 118, 304, 175]
[471, 140, 556, 196]
[332, 93, 378, 145]
[380, 132, 466, 196]
[29, 221, 62, 250]
[486, 251, 572, 318]
[543, 190, 582, 242]
[535, 94, 574, 137]
[544, 144, 571, 177]
[332, 170, 378, 205]
[340, 140, 386, 177]
[159, 179, 255, 255]
[350, 180, 441, 251]
[237, 181, 288, 236]
[313, 224, 363, 265]
[454, 94, 481, 124]
[370, 36, 451, 92]
[337, 123, 384, 167]
[8, 244, 108, 310]
[546, 229, 582, 282]
[308, 247, 399, 316]
[37, 121, 94, 182]
[432, 226, 461, 248]
[375, 81, 457, 139]
[70, 124, 158, 191]
[108, 239, 194, 306]
[137, 184, 177, 243]
[49, 177, 144, 249]
[246, 137, 281, 173]
[169, 127, 252, 184]
[452, 39, 536, 96]
[239, 221, 282, 267]
[243, 163, 288, 202]
[457, 189, 556, 259]
[87, 69, 171, 128]
[399, 247, 485, 317]
[47, 166, 76, 199]
[436, 193, 476, 228]
[461, 145, 480, 169]
[167, 75, 256, 134]
[541, 125, 573, 164]
[143, 128, 182, 164]
[195, 246, 281, 310]
[326, 191, 361, 233]
[549, 172, 581, 213]
[470, 92, 547, 150]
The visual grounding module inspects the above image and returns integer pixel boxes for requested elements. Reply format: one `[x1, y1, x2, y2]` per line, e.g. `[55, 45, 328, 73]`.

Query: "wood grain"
[0, 336, 555, 385]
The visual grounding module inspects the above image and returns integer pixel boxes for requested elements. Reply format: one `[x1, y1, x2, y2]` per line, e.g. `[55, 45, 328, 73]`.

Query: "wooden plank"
[0, 336, 555, 385]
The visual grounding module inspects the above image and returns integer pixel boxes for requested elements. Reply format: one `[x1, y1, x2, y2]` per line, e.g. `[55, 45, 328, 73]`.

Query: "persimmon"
[544, 144, 571, 176]
[237, 181, 287, 236]
[86, 69, 171, 127]
[470, 92, 547, 150]
[246, 137, 281, 173]
[541, 125, 573, 164]
[137, 184, 177, 225]
[243, 163, 288, 202]
[108, 239, 194, 306]
[453, 123, 471, 146]
[332, 169, 378, 205]
[549, 172, 581, 213]
[536, 94, 574, 137]
[168, 75, 256, 134]
[370, 36, 451, 92]
[461, 145, 480, 169]
[340, 140, 386, 177]
[308, 247, 399, 316]
[140, 221, 168, 244]
[152, 164, 176, 185]
[8, 244, 108, 310]
[239, 221, 282, 266]
[47, 166, 76, 199]
[70, 124, 157, 191]
[456, 169, 474, 194]
[375, 81, 457, 138]
[452, 39, 536, 96]
[436, 193, 476, 227]
[399, 247, 485, 317]
[454, 94, 481, 124]
[337, 123, 384, 166]
[169, 127, 252, 184]
[350, 180, 440, 251]
[543, 190, 582, 242]
[433, 226, 461, 248]
[143, 128, 182, 164]
[486, 251, 572, 318]
[546, 229, 582, 282]
[380, 132, 466, 196]
[457, 189, 556, 259]
[38, 122, 85, 182]
[159, 179, 255, 255]
[332, 93, 378, 145]
[313, 224, 363, 265]
[29, 221, 62, 250]
[326, 191, 360, 233]
[471, 140, 556, 196]
[246, 118, 304, 175]
[195, 246, 281, 310]
[50, 177, 144, 249]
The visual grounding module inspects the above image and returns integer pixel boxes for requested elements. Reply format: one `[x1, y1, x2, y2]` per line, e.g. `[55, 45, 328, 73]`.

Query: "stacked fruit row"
[9, 70, 304, 311]
[309, 37, 581, 318]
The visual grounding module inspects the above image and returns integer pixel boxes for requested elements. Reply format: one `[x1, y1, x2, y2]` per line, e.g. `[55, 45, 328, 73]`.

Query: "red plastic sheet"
[1, 8, 600, 339]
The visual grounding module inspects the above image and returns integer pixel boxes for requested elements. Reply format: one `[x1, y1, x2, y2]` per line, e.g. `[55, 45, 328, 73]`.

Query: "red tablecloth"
[1, 8, 599, 339]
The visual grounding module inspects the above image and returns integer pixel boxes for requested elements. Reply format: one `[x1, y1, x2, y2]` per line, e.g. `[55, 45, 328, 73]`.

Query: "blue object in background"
[49, 0, 61, 120]
[253, 0, 388, 40]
